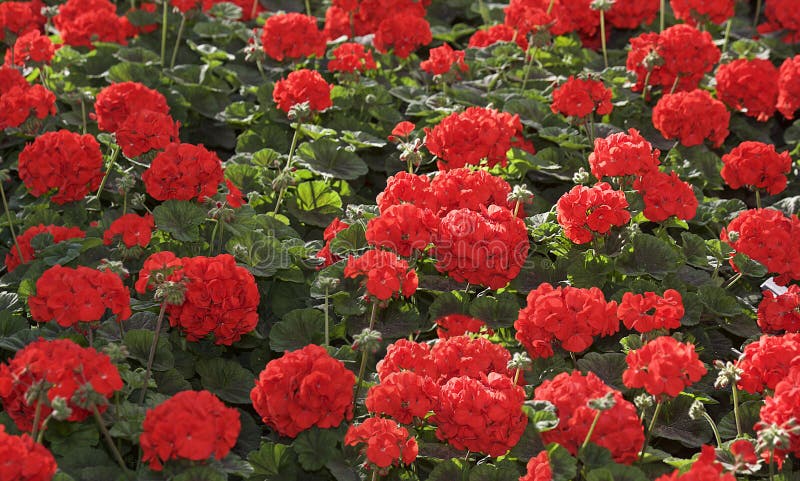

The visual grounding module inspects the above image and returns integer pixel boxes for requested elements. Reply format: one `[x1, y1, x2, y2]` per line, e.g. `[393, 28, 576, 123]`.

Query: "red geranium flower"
[365, 203, 438, 257]
[388, 121, 415, 142]
[589, 128, 661, 180]
[756, 366, 800, 459]
[376, 339, 437, 381]
[468, 24, 528, 50]
[607, 0, 659, 29]
[344, 417, 418, 470]
[758, 0, 800, 44]
[634, 170, 698, 222]
[652, 89, 729, 148]
[655, 445, 737, 481]
[373, 13, 432, 59]
[430, 335, 517, 384]
[251, 344, 355, 438]
[430, 168, 523, 216]
[0, 425, 57, 481]
[135, 251, 185, 294]
[435, 314, 492, 339]
[4, 30, 55, 66]
[556, 182, 630, 244]
[140, 390, 240, 471]
[365, 370, 438, 424]
[5, 224, 85, 272]
[669, 0, 734, 25]
[115, 110, 180, 158]
[103, 213, 155, 248]
[142, 143, 224, 202]
[272, 69, 333, 114]
[622, 336, 707, 398]
[0, 66, 56, 130]
[778, 55, 800, 120]
[521, 450, 552, 481]
[53, 0, 135, 48]
[328, 42, 377, 73]
[260, 13, 326, 61]
[736, 333, 800, 393]
[376, 172, 436, 213]
[758, 285, 800, 333]
[551, 76, 613, 119]
[716, 58, 779, 122]
[93, 81, 170, 133]
[618, 289, 684, 333]
[721, 141, 792, 195]
[316, 217, 350, 268]
[503, 0, 551, 38]
[344, 249, 418, 301]
[0, 1, 44, 42]
[420, 43, 468, 76]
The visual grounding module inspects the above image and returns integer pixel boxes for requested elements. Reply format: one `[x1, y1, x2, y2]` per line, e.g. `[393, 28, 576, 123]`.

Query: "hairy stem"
[92, 404, 127, 469]
[169, 13, 186, 69]
[137, 300, 168, 405]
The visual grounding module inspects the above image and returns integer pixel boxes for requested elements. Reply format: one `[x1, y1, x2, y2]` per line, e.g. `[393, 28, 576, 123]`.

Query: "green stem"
[724, 272, 743, 289]
[722, 19, 733, 52]
[600, 10, 608, 69]
[160, 0, 169, 67]
[305, 0, 311, 16]
[641, 70, 652, 101]
[208, 219, 219, 256]
[30, 397, 43, 441]
[755, 189, 762, 209]
[169, 13, 186, 69]
[324, 287, 330, 347]
[353, 303, 379, 411]
[754, 0, 762, 29]
[660, 0, 665, 32]
[80, 96, 87, 134]
[732, 384, 743, 438]
[477, 0, 490, 24]
[520, 46, 537, 93]
[669, 74, 680, 95]
[92, 404, 127, 470]
[0, 180, 24, 265]
[581, 409, 603, 450]
[36, 415, 52, 444]
[137, 300, 168, 405]
[272, 123, 302, 215]
[702, 412, 723, 447]
[640, 400, 663, 462]
[250, 0, 259, 20]
[95, 145, 121, 202]
[513, 368, 521, 385]
[547, 0, 556, 15]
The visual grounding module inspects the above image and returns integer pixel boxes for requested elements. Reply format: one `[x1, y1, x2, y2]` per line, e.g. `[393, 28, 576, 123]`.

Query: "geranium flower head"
[721, 141, 792, 195]
[622, 336, 707, 398]
[260, 13, 326, 61]
[344, 417, 418, 470]
[343, 249, 418, 301]
[272, 69, 333, 114]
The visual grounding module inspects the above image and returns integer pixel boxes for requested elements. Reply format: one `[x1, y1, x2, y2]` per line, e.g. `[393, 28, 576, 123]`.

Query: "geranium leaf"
[269, 308, 325, 353]
[247, 442, 298, 481]
[296, 139, 369, 180]
[152, 200, 207, 242]
[292, 428, 340, 472]
[196, 358, 255, 404]
[124, 329, 174, 371]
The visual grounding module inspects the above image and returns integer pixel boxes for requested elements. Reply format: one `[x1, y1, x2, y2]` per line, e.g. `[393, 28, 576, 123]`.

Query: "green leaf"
[652, 394, 713, 447]
[288, 181, 343, 227]
[681, 233, 709, 268]
[341, 130, 388, 149]
[616, 234, 681, 280]
[468, 461, 520, 481]
[586, 464, 648, 481]
[717, 401, 761, 440]
[196, 358, 255, 404]
[468, 292, 520, 329]
[732, 252, 768, 278]
[108, 401, 146, 442]
[296, 139, 369, 180]
[329, 223, 367, 256]
[697, 284, 742, 317]
[154, 368, 192, 395]
[577, 352, 628, 392]
[578, 443, 614, 470]
[548, 444, 579, 481]
[522, 399, 559, 433]
[428, 459, 466, 481]
[248, 442, 299, 481]
[292, 428, 340, 472]
[428, 290, 470, 320]
[226, 231, 291, 277]
[124, 329, 175, 371]
[173, 466, 227, 481]
[269, 308, 325, 352]
[153, 200, 207, 242]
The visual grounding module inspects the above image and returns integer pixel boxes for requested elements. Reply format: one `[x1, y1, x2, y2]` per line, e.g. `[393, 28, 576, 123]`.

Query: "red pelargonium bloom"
[53, 0, 135, 48]
[503, 0, 551, 38]
[365, 370, 438, 424]
[736, 333, 800, 393]
[535, 371, 644, 464]
[430, 335, 517, 384]
[626, 24, 720, 94]
[344, 249, 418, 301]
[225, 179, 245, 208]
[669, 0, 734, 25]
[0, 425, 57, 481]
[758, 285, 800, 333]
[365, 203, 438, 257]
[316, 217, 350, 268]
[622, 336, 707, 398]
[260, 13, 326, 61]
[142, 143, 224, 202]
[421, 43, 468, 76]
[607, 0, 659, 29]
[93, 82, 170, 133]
[328, 42, 377, 73]
[5, 224, 85, 272]
[345, 417, 418, 470]
[435, 205, 530, 290]
[376, 172, 436, 212]
[435, 314, 492, 339]
[589, 128, 661, 180]
[550, 76, 613, 119]
[166, 254, 259, 345]
[388, 121, 415, 142]
[4, 30, 55, 66]
[721, 209, 800, 284]
[556, 182, 630, 244]
[758, 0, 800, 44]
[0, 339, 123, 432]
[425, 106, 532, 170]
[251, 344, 355, 438]
[202, 0, 264, 21]
[468, 24, 528, 50]
[28, 265, 132, 327]
[135, 251, 185, 294]
[655, 445, 737, 481]
[115, 110, 180, 158]
[778, 55, 800, 120]
[430, 168, 522, 217]
[0, 66, 56, 131]
[652, 89, 730, 148]
[721, 141, 792, 195]
[634, 170, 698, 222]
[373, 13, 432, 59]
[272, 69, 333, 114]
[140, 390, 240, 471]
[515, 283, 619, 359]
[432, 373, 527, 457]
[521, 450, 552, 481]
[18, 130, 103, 205]
[171, 0, 201, 13]
[716, 59, 779, 122]
[0, 0, 45, 42]
[756, 366, 800, 459]
[103, 213, 155, 248]
[376, 339, 437, 381]
[618, 289, 684, 333]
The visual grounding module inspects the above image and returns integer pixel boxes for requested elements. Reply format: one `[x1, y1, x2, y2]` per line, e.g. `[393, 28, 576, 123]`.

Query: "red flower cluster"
[376, 172, 435, 212]
[515, 282, 619, 358]
[758, 285, 800, 333]
[550, 76, 613, 119]
[202, 0, 264, 20]
[18, 130, 103, 205]
[669, 0, 734, 25]
[140, 390, 240, 471]
[435, 314, 491, 339]
[778, 55, 800, 119]
[135, 251, 185, 294]
[53, 0, 135, 48]
[430, 335, 516, 383]
[373, 13, 432, 59]
[655, 445, 737, 481]
[4, 30, 55, 66]
[328, 43, 377, 73]
[721, 141, 792, 195]
[5, 224, 85, 272]
[431, 373, 527, 457]
[0, 339, 123, 432]
[535, 371, 644, 464]
[0, 0, 44, 42]
[94, 82, 170, 133]
[634, 170, 698, 222]
[424, 106, 532, 170]
[758, 0, 800, 44]
[115, 110, 180, 158]
[721, 209, 800, 284]
[521, 451, 552, 481]
[429, 168, 521, 216]
[323, 0, 428, 41]
[260, 13, 326, 62]
[0, 426, 57, 481]
[250, 344, 355, 438]
[618, 289, 684, 333]
[606, 0, 659, 30]
[376, 339, 437, 380]
[365, 370, 438, 424]
[0, 66, 56, 131]
[756, 366, 800, 459]
[344, 417, 418, 469]
[622, 336, 706, 397]
[28, 265, 131, 327]
[589, 128, 660, 180]
[344, 249, 418, 301]
[715, 59, 778, 122]
[435, 205, 529, 290]
[142, 143, 224, 201]
[468, 24, 528, 50]
[626, 25, 720, 93]
[103, 213, 155, 248]
[365, 203, 438, 257]
[421, 43, 468, 76]
[272, 69, 333, 114]
[556, 182, 630, 244]
[166, 254, 259, 345]
[736, 334, 800, 393]
[652, 90, 730, 148]
[503, 0, 552, 38]
[317, 217, 350, 268]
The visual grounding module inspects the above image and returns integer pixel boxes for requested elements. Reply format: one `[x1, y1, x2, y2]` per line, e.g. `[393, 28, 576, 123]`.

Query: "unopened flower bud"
[352, 328, 382, 354]
[103, 343, 130, 362]
[507, 351, 533, 372]
[573, 167, 592, 185]
[155, 280, 187, 305]
[50, 396, 73, 421]
[714, 360, 742, 389]
[634, 393, 654, 410]
[590, 0, 615, 11]
[288, 102, 311, 121]
[688, 399, 706, 420]
[643, 50, 664, 71]
[588, 391, 617, 411]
